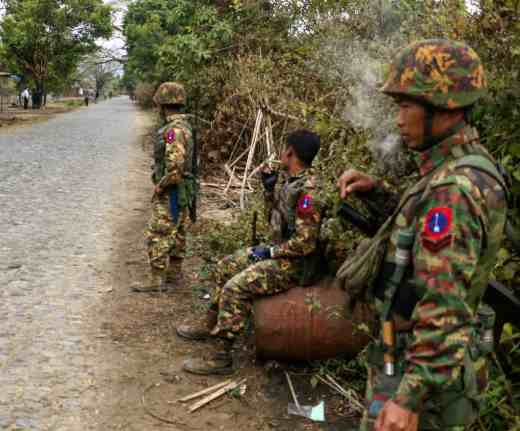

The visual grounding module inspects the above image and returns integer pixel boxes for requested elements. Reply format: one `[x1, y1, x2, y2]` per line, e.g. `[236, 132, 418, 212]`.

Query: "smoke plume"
[311, 2, 413, 177]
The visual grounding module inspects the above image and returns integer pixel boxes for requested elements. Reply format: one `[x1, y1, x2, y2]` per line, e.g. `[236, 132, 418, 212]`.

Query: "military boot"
[176, 308, 218, 340]
[131, 268, 169, 293]
[182, 343, 234, 376]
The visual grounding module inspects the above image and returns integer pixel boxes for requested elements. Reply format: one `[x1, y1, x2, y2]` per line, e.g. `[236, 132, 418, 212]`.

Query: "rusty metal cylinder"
[253, 280, 372, 361]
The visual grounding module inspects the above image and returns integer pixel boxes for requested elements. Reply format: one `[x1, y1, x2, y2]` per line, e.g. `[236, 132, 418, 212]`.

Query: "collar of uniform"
[413, 125, 479, 176]
[288, 167, 312, 183]
[165, 113, 187, 123]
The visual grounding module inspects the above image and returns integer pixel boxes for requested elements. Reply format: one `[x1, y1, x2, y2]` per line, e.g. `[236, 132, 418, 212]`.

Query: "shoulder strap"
[455, 154, 508, 192]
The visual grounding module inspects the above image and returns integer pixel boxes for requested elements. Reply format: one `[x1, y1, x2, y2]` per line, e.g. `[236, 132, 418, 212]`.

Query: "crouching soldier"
[177, 129, 325, 375]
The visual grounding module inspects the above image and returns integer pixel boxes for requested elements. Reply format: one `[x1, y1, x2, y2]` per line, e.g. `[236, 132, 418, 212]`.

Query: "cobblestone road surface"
[0, 98, 144, 430]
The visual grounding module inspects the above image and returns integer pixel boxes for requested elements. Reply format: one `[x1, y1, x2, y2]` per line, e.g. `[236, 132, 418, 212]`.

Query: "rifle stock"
[337, 202, 380, 237]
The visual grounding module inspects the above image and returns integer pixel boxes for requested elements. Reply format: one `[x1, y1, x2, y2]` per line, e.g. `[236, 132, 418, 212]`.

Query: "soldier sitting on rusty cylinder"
[177, 129, 326, 375]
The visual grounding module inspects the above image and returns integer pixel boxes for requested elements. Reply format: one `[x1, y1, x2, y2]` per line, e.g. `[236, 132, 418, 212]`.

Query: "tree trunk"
[33, 80, 45, 109]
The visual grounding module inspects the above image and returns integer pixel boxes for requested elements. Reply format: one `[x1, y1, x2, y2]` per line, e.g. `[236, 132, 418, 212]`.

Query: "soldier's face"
[159, 106, 166, 120]
[396, 100, 425, 149]
[280, 146, 292, 170]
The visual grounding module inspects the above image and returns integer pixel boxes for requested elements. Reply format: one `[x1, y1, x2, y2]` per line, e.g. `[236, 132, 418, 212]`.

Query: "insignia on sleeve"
[165, 129, 176, 144]
[421, 206, 453, 252]
[297, 194, 314, 217]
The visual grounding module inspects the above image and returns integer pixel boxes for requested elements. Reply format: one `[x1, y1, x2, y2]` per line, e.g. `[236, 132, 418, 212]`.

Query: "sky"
[101, 0, 126, 54]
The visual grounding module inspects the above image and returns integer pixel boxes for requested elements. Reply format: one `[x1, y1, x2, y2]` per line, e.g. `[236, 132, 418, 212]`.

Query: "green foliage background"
[123, 0, 520, 428]
[0, 0, 113, 96]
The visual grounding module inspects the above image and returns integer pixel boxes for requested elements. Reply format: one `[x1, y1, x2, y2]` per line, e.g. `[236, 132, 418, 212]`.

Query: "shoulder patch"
[165, 129, 176, 144]
[297, 194, 314, 217]
[423, 207, 452, 238]
[421, 206, 453, 252]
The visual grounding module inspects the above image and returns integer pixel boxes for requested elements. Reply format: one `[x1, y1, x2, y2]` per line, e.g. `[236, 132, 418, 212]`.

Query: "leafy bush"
[134, 82, 156, 109]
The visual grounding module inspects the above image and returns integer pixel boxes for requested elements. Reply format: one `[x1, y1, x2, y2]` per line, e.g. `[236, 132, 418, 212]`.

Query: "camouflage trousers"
[210, 247, 298, 339]
[360, 337, 485, 431]
[145, 193, 188, 271]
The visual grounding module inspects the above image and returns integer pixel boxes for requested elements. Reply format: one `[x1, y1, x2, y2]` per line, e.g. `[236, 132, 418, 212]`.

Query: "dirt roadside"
[88, 109, 359, 431]
[0, 99, 86, 129]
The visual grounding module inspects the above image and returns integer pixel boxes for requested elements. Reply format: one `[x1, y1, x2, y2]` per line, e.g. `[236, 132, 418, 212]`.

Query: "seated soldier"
[177, 129, 325, 375]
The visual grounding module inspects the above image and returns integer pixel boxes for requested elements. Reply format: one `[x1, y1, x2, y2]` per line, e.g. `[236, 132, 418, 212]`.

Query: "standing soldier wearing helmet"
[134, 82, 196, 292]
[337, 40, 508, 430]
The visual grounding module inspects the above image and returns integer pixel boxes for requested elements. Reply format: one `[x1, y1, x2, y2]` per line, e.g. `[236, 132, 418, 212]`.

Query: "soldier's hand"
[261, 170, 278, 192]
[374, 400, 418, 431]
[154, 185, 162, 195]
[337, 169, 376, 199]
[249, 246, 272, 262]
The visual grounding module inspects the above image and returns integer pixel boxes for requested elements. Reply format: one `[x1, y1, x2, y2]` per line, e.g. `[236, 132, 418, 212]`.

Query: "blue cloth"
[169, 187, 179, 224]
[249, 246, 271, 261]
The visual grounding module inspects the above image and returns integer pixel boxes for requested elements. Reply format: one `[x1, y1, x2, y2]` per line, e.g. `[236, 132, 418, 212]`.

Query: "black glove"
[249, 246, 272, 262]
[261, 170, 278, 192]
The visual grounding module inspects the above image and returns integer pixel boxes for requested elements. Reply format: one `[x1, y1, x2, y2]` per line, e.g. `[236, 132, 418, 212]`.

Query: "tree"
[123, 0, 235, 86]
[76, 53, 120, 98]
[0, 0, 113, 108]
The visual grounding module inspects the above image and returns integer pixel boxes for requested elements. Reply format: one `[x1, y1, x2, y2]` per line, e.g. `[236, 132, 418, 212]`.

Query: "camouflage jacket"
[156, 114, 194, 190]
[264, 168, 324, 260]
[370, 126, 507, 412]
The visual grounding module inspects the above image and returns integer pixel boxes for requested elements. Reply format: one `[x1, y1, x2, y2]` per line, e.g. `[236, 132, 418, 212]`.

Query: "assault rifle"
[337, 200, 520, 343]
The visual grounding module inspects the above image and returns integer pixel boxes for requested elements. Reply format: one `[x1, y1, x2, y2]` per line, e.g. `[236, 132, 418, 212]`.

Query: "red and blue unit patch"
[421, 206, 453, 252]
[166, 129, 176, 144]
[297, 194, 314, 217]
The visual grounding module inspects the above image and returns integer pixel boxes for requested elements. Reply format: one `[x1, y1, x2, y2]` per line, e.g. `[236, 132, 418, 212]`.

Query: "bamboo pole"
[240, 109, 263, 210]
[189, 379, 246, 413]
[178, 380, 232, 403]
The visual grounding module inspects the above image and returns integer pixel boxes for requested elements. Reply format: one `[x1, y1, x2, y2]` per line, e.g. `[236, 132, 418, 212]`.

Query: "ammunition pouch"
[474, 303, 495, 356]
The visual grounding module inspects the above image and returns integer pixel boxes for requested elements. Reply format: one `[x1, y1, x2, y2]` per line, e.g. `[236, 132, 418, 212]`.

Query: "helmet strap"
[416, 106, 466, 152]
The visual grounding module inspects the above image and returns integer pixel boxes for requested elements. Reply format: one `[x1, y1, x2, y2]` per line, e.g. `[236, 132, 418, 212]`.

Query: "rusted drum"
[253, 279, 372, 361]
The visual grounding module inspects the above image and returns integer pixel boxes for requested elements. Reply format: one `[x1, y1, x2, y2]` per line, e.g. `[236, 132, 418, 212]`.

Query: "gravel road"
[0, 97, 148, 430]
[0, 97, 354, 431]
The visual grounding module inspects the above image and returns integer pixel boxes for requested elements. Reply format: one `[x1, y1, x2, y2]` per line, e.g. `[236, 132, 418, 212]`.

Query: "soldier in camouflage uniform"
[177, 129, 325, 375]
[336, 40, 508, 430]
[134, 82, 196, 292]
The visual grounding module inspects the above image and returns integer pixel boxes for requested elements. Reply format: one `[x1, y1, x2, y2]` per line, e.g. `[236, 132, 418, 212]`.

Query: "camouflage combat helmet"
[381, 39, 486, 110]
[153, 82, 186, 106]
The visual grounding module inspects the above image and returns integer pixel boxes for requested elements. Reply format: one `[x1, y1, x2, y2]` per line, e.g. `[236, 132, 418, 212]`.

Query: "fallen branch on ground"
[189, 379, 247, 413]
[142, 382, 190, 427]
[178, 379, 232, 402]
[315, 374, 364, 413]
